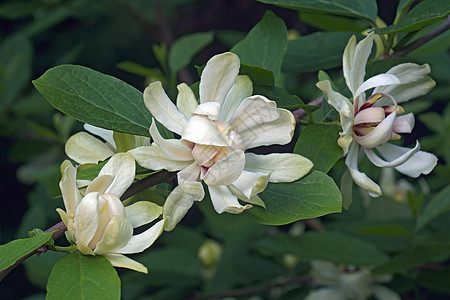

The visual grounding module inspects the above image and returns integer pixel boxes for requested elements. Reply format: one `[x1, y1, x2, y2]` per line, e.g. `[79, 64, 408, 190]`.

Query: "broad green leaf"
[0, 34, 32, 107]
[231, 11, 287, 85]
[33, 65, 152, 137]
[253, 85, 304, 109]
[300, 12, 366, 32]
[257, 231, 389, 266]
[294, 124, 342, 173]
[257, 0, 378, 23]
[417, 266, 450, 293]
[169, 31, 214, 73]
[239, 64, 274, 86]
[243, 170, 342, 225]
[76, 160, 108, 181]
[376, 0, 450, 34]
[282, 32, 356, 73]
[0, 231, 53, 271]
[46, 252, 120, 300]
[415, 185, 450, 232]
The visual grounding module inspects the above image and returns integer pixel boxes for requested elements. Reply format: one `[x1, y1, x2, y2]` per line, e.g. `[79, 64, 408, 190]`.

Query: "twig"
[390, 16, 450, 57]
[293, 96, 323, 124]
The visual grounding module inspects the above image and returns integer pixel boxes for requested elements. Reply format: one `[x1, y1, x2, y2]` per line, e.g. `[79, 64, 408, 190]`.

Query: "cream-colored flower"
[317, 33, 437, 205]
[130, 52, 313, 231]
[56, 152, 165, 273]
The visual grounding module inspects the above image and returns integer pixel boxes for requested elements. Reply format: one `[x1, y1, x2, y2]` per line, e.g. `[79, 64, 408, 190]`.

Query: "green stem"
[50, 245, 78, 253]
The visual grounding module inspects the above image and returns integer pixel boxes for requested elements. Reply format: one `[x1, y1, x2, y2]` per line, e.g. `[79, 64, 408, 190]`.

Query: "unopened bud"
[198, 239, 223, 268]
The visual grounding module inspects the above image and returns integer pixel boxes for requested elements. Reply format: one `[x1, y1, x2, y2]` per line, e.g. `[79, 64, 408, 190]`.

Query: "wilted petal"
[129, 145, 193, 171]
[376, 143, 437, 177]
[65, 132, 115, 165]
[94, 215, 133, 254]
[393, 113, 414, 133]
[126, 201, 162, 228]
[199, 52, 240, 104]
[208, 185, 252, 214]
[355, 112, 396, 149]
[231, 170, 270, 200]
[202, 149, 245, 186]
[113, 219, 165, 254]
[84, 124, 116, 149]
[149, 120, 193, 161]
[244, 153, 313, 183]
[103, 253, 148, 274]
[163, 185, 197, 231]
[354, 74, 400, 100]
[59, 160, 81, 216]
[182, 115, 231, 146]
[176, 83, 198, 118]
[74, 192, 99, 251]
[98, 153, 135, 198]
[144, 81, 188, 135]
[364, 141, 420, 168]
[219, 75, 253, 122]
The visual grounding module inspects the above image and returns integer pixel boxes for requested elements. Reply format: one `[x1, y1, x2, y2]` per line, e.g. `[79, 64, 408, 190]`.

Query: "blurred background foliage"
[0, 0, 449, 299]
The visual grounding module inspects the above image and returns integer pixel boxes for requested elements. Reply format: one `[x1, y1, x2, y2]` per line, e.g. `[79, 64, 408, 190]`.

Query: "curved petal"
[192, 144, 219, 166]
[393, 113, 414, 133]
[376, 143, 437, 177]
[149, 120, 193, 161]
[208, 185, 251, 214]
[98, 153, 135, 198]
[244, 153, 313, 183]
[84, 124, 116, 149]
[176, 83, 198, 118]
[102, 193, 127, 218]
[182, 115, 231, 146]
[364, 141, 420, 168]
[345, 142, 381, 196]
[199, 52, 240, 104]
[354, 107, 385, 125]
[231, 170, 270, 200]
[103, 253, 147, 274]
[219, 75, 253, 122]
[59, 160, 81, 216]
[65, 132, 115, 164]
[354, 74, 400, 100]
[163, 185, 197, 231]
[126, 201, 162, 228]
[129, 145, 193, 171]
[178, 162, 201, 184]
[74, 192, 99, 251]
[144, 81, 188, 135]
[355, 112, 396, 149]
[373, 285, 401, 300]
[238, 109, 295, 149]
[114, 219, 165, 254]
[202, 149, 245, 186]
[85, 174, 114, 195]
[94, 215, 133, 254]
[343, 35, 356, 92]
[192, 102, 221, 119]
[344, 33, 373, 96]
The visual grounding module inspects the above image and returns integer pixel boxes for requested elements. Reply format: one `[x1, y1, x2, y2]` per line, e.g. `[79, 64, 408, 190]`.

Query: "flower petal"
[59, 160, 82, 216]
[345, 142, 381, 196]
[178, 162, 201, 183]
[305, 288, 346, 300]
[244, 153, 313, 183]
[354, 107, 386, 125]
[354, 73, 400, 100]
[231, 170, 270, 200]
[126, 201, 162, 228]
[65, 132, 115, 165]
[192, 102, 221, 119]
[202, 149, 245, 186]
[365, 141, 420, 168]
[149, 119, 193, 161]
[199, 52, 240, 105]
[393, 113, 414, 133]
[94, 215, 133, 254]
[85, 175, 114, 195]
[113, 219, 165, 254]
[176, 83, 198, 119]
[103, 253, 148, 274]
[373, 285, 401, 300]
[376, 142, 437, 177]
[355, 112, 396, 149]
[208, 185, 252, 214]
[344, 33, 373, 96]
[84, 124, 116, 149]
[219, 75, 253, 122]
[74, 192, 99, 252]
[144, 81, 188, 135]
[98, 153, 135, 198]
[163, 185, 200, 231]
[182, 115, 231, 146]
[129, 145, 193, 171]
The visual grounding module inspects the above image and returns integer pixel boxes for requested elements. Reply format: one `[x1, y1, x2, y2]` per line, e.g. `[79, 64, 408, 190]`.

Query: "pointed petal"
[59, 160, 82, 216]
[93, 215, 133, 254]
[74, 192, 100, 250]
[343, 35, 356, 91]
[103, 253, 148, 274]
[56, 208, 69, 228]
[149, 119, 193, 161]
[192, 102, 221, 119]
[208, 185, 251, 214]
[126, 201, 162, 228]
[244, 153, 313, 183]
[376, 143, 437, 177]
[365, 141, 420, 168]
[354, 74, 400, 100]
[231, 170, 270, 200]
[113, 219, 165, 254]
[65, 132, 115, 164]
[84, 124, 116, 149]
[202, 149, 245, 186]
[393, 113, 414, 133]
[345, 33, 374, 96]
[163, 185, 196, 231]
[176, 83, 198, 119]
[86, 175, 114, 195]
[98, 153, 135, 198]
[182, 115, 231, 146]
[144, 81, 188, 135]
[129, 145, 193, 171]
[345, 142, 381, 196]
[199, 52, 240, 104]
[355, 112, 396, 149]
[219, 75, 253, 122]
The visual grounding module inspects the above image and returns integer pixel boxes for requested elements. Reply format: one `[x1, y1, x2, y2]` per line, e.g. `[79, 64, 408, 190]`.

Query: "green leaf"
[0, 34, 32, 107]
[257, 231, 389, 266]
[253, 85, 304, 109]
[416, 185, 450, 232]
[76, 160, 108, 181]
[0, 1, 42, 20]
[282, 32, 356, 73]
[46, 252, 120, 300]
[376, 0, 450, 34]
[33, 65, 152, 137]
[169, 31, 214, 73]
[243, 170, 342, 225]
[231, 11, 287, 85]
[299, 12, 366, 32]
[239, 64, 274, 86]
[257, 0, 378, 23]
[416, 266, 450, 293]
[0, 231, 53, 271]
[294, 124, 342, 173]
[353, 224, 410, 236]
[116, 61, 165, 81]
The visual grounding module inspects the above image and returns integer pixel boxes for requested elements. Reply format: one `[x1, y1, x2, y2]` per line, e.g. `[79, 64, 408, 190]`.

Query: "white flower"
[130, 52, 313, 231]
[56, 152, 165, 273]
[65, 124, 150, 165]
[305, 261, 400, 300]
[316, 33, 437, 204]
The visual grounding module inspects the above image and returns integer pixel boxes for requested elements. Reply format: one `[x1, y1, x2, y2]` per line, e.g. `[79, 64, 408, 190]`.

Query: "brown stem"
[390, 16, 450, 57]
[293, 96, 323, 124]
